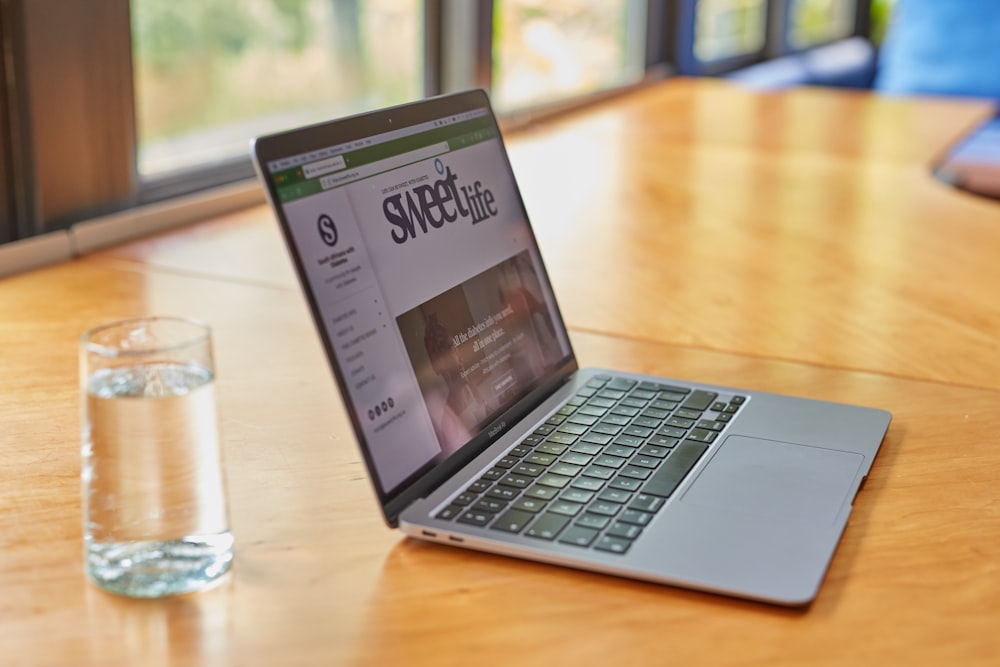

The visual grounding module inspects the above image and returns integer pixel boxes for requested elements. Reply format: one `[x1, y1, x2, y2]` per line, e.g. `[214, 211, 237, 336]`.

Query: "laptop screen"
[254, 91, 574, 510]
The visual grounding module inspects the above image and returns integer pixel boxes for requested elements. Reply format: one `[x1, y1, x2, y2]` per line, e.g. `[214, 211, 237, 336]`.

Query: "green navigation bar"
[274, 116, 496, 204]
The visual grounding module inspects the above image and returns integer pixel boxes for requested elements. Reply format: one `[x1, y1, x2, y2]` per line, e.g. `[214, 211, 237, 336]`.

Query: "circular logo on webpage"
[318, 214, 338, 247]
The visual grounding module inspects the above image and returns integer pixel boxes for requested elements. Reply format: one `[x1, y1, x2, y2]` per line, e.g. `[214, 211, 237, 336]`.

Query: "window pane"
[788, 0, 856, 50]
[694, 0, 767, 63]
[492, 0, 646, 111]
[131, 0, 422, 177]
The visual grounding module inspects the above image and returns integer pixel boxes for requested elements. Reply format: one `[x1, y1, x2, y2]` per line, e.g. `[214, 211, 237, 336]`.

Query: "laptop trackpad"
[681, 436, 864, 524]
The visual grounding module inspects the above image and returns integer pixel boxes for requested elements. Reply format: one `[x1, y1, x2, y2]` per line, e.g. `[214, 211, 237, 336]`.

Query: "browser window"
[265, 108, 572, 495]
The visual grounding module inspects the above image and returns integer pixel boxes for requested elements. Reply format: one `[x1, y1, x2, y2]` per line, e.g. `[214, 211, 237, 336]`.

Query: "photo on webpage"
[396, 250, 563, 455]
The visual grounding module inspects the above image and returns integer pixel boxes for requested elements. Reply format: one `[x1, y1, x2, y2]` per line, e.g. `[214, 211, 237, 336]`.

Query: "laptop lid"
[252, 90, 577, 526]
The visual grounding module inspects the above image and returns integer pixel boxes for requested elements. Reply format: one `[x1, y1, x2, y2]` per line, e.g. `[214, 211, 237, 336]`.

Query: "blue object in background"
[727, 37, 877, 90]
[875, 0, 1000, 100]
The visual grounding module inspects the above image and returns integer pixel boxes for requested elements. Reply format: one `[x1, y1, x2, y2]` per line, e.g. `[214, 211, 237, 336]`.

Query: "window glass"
[131, 0, 422, 177]
[492, 0, 646, 111]
[694, 0, 767, 63]
[788, 0, 856, 49]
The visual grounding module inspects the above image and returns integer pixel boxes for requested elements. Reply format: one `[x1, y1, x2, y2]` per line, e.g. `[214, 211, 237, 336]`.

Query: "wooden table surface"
[2, 79, 998, 666]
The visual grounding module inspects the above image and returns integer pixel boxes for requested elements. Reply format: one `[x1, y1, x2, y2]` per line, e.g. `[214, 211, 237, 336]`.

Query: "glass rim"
[81, 316, 212, 358]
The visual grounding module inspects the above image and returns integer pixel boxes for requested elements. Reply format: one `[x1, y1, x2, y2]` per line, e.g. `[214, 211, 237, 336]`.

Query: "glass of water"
[80, 317, 233, 597]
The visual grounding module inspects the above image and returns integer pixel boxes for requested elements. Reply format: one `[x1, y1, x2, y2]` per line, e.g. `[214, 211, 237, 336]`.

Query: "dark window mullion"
[21, 0, 137, 231]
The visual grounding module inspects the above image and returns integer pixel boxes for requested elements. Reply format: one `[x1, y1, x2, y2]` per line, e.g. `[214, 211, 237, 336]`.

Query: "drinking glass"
[80, 317, 233, 597]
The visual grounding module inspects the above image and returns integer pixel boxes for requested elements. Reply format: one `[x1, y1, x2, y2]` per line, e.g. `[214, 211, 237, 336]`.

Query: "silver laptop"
[251, 89, 890, 606]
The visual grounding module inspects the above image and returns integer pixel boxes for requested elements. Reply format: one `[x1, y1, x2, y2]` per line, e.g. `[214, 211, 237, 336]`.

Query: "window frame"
[0, 0, 876, 248]
[778, 0, 871, 54]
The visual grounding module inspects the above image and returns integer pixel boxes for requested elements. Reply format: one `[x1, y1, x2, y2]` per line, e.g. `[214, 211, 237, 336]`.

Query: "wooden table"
[2, 79, 998, 666]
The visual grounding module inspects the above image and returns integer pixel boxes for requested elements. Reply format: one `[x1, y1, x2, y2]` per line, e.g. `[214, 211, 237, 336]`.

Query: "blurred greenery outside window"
[131, 0, 422, 177]
[693, 0, 767, 63]
[868, 0, 897, 45]
[491, 0, 648, 111]
[787, 0, 856, 49]
[129, 0, 886, 184]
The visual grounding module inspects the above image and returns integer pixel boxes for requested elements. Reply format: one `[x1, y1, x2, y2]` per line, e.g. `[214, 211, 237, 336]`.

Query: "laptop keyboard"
[433, 375, 746, 555]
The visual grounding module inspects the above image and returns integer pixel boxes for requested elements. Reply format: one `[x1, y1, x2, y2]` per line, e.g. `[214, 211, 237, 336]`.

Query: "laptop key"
[608, 476, 643, 492]
[525, 513, 570, 540]
[629, 493, 665, 513]
[629, 455, 660, 469]
[591, 423, 621, 436]
[648, 435, 679, 448]
[536, 442, 568, 455]
[602, 414, 631, 426]
[557, 423, 588, 436]
[473, 498, 508, 513]
[586, 500, 622, 517]
[619, 509, 653, 526]
[620, 465, 652, 480]
[606, 521, 643, 540]
[606, 378, 637, 391]
[560, 488, 595, 503]
[560, 452, 594, 466]
[588, 397, 616, 409]
[537, 473, 572, 489]
[642, 441, 708, 498]
[624, 425, 653, 438]
[435, 505, 462, 520]
[606, 444, 636, 458]
[593, 454, 627, 469]
[486, 486, 520, 500]
[594, 535, 633, 555]
[558, 526, 599, 547]
[499, 474, 533, 489]
[631, 416, 661, 429]
[680, 390, 718, 411]
[686, 428, 718, 444]
[550, 463, 583, 477]
[575, 513, 611, 530]
[481, 467, 506, 481]
[457, 510, 494, 527]
[598, 488, 633, 504]
[580, 465, 616, 481]
[638, 444, 671, 458]
[491, 509, 535, 533]
[513, 463, 545, 477]
[523, 484, 560, 501]
[613, 434, 644, 448]
[548, 500, 584, 516]
[452, 493, 477, 506]
[570, 442, 603, 455]
[581, 432, 613, 445]
[570, 476, 606, 492]
[469, 479, 493, 492]
[512, 497, 547, 513]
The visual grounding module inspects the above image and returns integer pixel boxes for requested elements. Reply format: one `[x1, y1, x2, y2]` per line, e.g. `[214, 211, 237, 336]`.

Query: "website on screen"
[269, 112, 571, 494]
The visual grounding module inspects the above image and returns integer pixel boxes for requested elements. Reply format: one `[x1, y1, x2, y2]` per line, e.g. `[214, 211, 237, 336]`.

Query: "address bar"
[319, 142, 450, 190]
